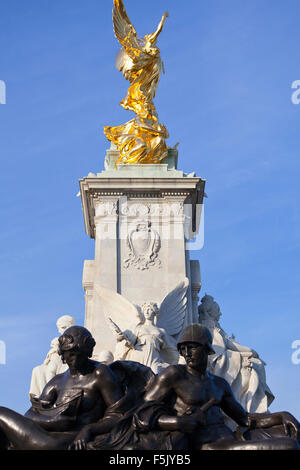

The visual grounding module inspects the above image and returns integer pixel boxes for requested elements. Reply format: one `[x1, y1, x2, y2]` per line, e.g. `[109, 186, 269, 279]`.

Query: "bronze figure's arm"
[218, 377, 249, 427]
[69, 365, 124, 450]
[248, 411, 300, 439]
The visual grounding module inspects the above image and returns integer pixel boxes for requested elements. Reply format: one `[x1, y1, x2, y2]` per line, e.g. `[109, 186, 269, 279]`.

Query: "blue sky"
[0, 0, 300, 417]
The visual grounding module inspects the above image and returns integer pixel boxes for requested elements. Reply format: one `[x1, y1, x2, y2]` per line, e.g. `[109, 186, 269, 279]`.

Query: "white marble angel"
[94, 279, 189, 374]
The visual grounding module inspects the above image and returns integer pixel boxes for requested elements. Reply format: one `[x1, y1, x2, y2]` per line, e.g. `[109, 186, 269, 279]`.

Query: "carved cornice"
[79, 176, 206, 239]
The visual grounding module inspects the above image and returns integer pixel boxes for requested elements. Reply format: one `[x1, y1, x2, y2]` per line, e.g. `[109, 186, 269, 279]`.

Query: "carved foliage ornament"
[124, 221, 161, 270]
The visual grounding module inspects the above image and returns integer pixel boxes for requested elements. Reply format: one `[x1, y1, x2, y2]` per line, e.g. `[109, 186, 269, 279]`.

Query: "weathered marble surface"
[80, 148, 205, 357]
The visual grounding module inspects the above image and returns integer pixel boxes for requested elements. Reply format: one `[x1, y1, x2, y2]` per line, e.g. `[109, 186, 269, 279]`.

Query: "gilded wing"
[157, 278, 189, 338]
[113, 0, 143, 59]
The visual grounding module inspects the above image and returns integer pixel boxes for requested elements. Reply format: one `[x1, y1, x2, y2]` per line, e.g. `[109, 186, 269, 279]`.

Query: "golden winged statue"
[104, 0, 169, 164]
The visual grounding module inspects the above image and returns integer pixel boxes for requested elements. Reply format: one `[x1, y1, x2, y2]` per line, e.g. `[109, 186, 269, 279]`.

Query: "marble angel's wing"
[113, 0, 143, 61]
[157, 278, 189, 338]
[94, 284, 142, 334]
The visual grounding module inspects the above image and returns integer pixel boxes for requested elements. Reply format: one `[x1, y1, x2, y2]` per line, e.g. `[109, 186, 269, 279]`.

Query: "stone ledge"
[85, 147, 198, 179]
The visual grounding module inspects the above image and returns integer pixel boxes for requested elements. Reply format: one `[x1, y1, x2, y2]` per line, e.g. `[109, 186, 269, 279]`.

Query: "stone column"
[82, 260, 95, 332]
[190, 260, 202, 322]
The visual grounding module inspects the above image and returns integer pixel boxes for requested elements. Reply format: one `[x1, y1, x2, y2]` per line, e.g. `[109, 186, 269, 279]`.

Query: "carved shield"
[124, 221, 161, 270]
[131, 228, 151, 257]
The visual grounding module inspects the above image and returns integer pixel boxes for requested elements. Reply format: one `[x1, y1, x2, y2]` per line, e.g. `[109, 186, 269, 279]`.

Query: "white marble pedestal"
[79, 148, 206, 358]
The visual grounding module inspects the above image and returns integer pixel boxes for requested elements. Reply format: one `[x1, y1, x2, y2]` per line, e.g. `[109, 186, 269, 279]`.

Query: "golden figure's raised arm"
[150, 11, 169, 44]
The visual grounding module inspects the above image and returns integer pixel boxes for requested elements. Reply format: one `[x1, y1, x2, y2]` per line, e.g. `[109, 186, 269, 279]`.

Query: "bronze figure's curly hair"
[58, 326, 96, 359]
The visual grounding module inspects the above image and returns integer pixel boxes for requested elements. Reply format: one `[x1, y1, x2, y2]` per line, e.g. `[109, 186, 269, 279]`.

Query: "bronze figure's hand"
[185, 407, 206, 426]
[281, 412, 300, 440]
[68, 426, 92, 451]
[179, 416, 198, 434]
